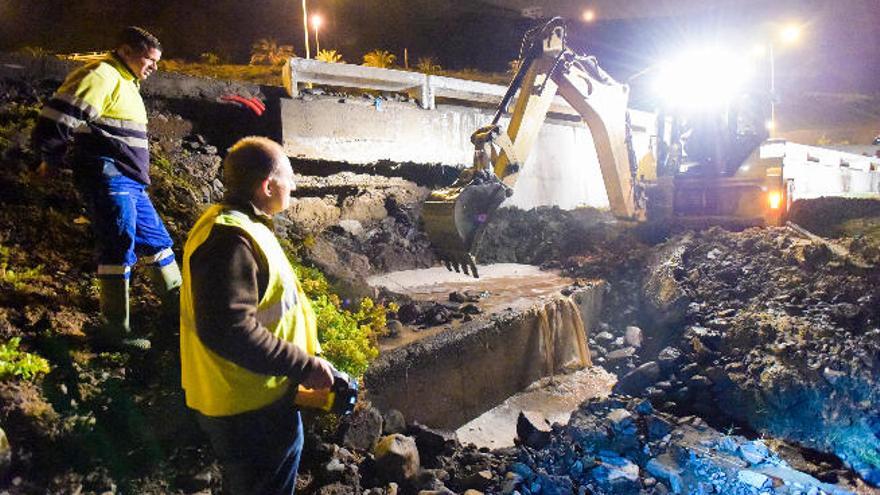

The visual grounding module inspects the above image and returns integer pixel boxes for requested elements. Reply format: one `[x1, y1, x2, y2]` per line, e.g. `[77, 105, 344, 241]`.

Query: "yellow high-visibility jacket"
[180, 205, 321, 416]
[31, 53, 151, 184]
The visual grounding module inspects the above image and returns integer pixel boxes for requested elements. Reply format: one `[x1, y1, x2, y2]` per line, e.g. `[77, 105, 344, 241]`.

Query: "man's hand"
[301, 357, 334, 390]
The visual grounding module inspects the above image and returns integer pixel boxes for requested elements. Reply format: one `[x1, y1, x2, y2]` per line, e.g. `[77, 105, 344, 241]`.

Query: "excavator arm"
[422, 18, 639, 277]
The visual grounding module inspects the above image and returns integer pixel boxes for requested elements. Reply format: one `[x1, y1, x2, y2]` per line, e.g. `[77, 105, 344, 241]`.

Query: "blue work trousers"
[196, 396, 304, 495]
[75, 157, 175, 280]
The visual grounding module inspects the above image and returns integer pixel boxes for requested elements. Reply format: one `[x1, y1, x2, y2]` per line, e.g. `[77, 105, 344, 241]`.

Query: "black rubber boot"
[96, 278, 151, 351]
[147, 261, 182, 350]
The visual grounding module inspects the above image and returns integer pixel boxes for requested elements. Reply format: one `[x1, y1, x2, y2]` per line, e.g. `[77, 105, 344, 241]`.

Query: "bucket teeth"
[437, 253, 480, 279]
[468, 257, 479, 279]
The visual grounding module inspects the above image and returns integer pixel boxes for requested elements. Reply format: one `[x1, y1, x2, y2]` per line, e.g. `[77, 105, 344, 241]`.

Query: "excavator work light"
[768, 190, 782, 210]
[654, 47, 753, 110]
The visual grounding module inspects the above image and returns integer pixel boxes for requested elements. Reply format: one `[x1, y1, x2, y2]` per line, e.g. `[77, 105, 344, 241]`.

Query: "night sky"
[2, 0, 878, 96]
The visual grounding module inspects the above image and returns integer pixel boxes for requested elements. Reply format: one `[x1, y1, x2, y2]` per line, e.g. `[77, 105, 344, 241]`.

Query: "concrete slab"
[456, 367, 616, 449]
[364, 264, 604, 429]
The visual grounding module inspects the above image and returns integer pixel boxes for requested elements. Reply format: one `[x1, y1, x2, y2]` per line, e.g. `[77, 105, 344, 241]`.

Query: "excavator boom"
[422, 19, 638, 276]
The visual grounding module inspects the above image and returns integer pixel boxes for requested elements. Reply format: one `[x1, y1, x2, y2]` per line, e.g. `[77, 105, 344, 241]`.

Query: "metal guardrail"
[283, 56, 585, 115]
[57, 51, 109, 63]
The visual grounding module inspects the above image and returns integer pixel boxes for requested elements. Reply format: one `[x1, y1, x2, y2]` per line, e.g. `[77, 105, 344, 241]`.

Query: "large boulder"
[641, 236, 691, 330]
[373, 434, 420, 483]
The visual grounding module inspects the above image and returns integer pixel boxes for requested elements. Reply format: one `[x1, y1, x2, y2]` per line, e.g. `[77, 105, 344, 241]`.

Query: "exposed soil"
[0, 65, 438, 493]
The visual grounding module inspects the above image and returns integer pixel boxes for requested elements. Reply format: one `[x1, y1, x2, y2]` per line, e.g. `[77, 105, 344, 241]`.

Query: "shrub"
[0, 244, 46, 291]
[250, 38, 295, 66]
[416, 57, 442, 75]
[0, 338, 51, 381]
[290, 259, 393, 378]
[200, 52, 221, 65]
[362, 50, 396, 69]
[316, 49, 344, 63]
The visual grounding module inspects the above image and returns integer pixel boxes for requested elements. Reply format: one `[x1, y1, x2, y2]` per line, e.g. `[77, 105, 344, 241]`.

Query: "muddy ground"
[1, 58, 879, 494]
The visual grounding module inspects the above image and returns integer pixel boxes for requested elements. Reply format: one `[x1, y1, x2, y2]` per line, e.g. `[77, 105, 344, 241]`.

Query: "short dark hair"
[223, 136, 289, 202]
[118, 26, 162, 53]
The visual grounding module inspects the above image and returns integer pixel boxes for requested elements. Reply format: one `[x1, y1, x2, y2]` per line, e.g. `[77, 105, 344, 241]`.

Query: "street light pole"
[312, 15, 322, 55]
[769, 42, 775, 136]
[302, 0, 311, 59]
[767, 23, 802, 137]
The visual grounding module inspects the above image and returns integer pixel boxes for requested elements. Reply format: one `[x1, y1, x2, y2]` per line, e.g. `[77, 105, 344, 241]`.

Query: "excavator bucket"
[422, 173, 510, 278]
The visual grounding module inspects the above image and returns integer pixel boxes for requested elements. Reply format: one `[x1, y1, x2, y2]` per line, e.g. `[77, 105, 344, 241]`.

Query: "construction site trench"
[0, 56, 878, 494]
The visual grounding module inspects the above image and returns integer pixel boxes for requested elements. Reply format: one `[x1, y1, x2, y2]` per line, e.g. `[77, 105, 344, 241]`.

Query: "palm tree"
[249, 38, 295, 66]
[416, 57, 442, 75]
[316, 49, 344, 63]
[362, 50, 396, 69]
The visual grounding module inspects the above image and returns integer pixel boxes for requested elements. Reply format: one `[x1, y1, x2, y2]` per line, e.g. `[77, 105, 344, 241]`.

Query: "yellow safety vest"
[180, 205, 321, 416]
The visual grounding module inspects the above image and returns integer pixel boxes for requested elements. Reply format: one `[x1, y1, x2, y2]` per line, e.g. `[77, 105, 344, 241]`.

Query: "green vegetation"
[199, 52, 222, 65]
[316, 49, 344, 64]
[159, 60, 283, 85]
[362, 50, 396, 68]
[416, 57, 442, 75]
[250, 38, 295, 66]
[0, 244, 47, 291]
[0, 102, 39, 151]
[0, 337, 51, 380]
[291, 260, 395, 378]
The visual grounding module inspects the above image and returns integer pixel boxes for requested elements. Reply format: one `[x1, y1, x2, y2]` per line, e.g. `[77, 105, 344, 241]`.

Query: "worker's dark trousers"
[196, 395, 304, 495]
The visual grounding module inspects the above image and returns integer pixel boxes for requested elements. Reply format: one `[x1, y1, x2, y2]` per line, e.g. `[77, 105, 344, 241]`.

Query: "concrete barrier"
[280, 94, 656, 210]
[363, 265, 604, 430]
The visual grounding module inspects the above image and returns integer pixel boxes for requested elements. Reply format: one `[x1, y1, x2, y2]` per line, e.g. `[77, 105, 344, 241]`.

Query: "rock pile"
[578, 226, 880, 486]
[497, 397, 852, 495]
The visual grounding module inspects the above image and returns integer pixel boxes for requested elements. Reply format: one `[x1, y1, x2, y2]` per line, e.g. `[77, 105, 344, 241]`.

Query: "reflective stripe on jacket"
[31, 53, 151, 184]
[180, 204, 321, 416]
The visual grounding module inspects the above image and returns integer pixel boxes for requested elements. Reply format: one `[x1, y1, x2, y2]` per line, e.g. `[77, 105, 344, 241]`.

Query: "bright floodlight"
[312, 14, 323, 29]
[653, 46, 755, 110]
[751, 44, 766, 58]
[582, 9, 596, 22]
[779, 24, 802, 44]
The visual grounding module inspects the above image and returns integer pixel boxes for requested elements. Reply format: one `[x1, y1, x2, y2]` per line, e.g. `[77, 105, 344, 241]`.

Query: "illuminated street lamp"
[312, 14, 323, 54]
[767, 23, 804, 135]
[302, 0, 311, 59]
[582, 9, 596, 22]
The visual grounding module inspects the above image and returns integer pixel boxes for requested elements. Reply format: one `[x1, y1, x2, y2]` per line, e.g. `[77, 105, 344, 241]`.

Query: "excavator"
[422, 18, 880, 277]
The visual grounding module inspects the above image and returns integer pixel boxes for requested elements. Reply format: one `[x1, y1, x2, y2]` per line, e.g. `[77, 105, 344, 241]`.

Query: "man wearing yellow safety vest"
[30, 27, 180, 350]
[180, 137, 334, 495]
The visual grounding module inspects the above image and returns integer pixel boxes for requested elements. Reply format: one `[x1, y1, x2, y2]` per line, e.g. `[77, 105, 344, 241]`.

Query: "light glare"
[780, 24, 801, 44]
[768, 191, 782, 210]
[654, 46, 755, 110]
[582, 9, 596, 22]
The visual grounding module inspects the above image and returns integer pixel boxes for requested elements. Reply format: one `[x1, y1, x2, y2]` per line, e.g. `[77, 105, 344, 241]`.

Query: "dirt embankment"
[0, 63, 438, 493]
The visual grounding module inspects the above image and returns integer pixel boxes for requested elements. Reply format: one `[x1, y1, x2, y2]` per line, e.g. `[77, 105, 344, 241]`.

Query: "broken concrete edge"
[290, 157, 463, 189]
[363, 281, 604, 430]
[0, 53, 268, 101]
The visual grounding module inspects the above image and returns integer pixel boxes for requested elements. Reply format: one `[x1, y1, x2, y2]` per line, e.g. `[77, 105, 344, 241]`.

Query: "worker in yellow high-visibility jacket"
[31, 26, 179, 350]
[180, 136, 334, 495]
